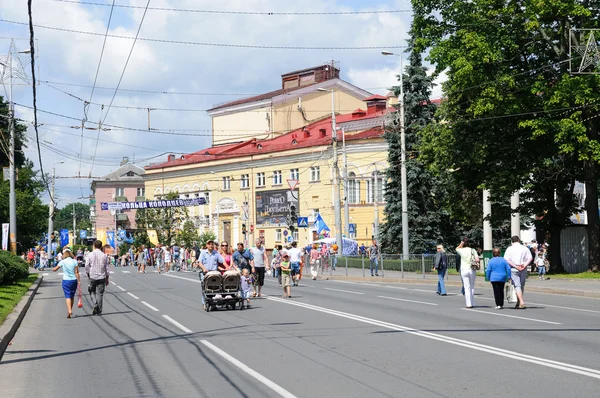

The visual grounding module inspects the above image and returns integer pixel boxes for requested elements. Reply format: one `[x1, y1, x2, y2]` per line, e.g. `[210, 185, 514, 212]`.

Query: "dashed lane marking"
[378, 295, 438, 306]
[324, 287, 364, 295]
[127, 292, 139, 300]
[162, 315, 192, 333]
[460, 308, 562, 325]
[141, 301, 159, 312]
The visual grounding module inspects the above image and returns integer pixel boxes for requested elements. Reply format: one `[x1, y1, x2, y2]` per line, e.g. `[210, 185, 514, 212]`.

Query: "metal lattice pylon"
[570, 29, 600, 75]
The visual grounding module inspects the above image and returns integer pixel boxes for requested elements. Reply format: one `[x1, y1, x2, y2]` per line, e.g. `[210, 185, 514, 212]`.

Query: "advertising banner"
[101, 197, 206, 211]
[59, 229, 70, 248]
[1, 223, 8, 251]
[96, 229, 107, 245]
[106, 231, 116, 249]
[147, 229, 159, 246]
[80, 230, 87, 239]
[255, 189, 299, 226]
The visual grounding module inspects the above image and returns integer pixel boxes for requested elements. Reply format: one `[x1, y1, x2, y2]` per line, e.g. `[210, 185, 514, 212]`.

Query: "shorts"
[241, 290, 251, 300]
[290, 262, 300, 276]
[255, 267, 266, 286]
[282, 273, 291, 287]
[62, 279, 78, 299]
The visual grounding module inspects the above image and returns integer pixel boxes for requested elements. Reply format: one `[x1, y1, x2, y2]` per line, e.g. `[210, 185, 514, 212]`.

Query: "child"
[535, 252, 546, 280]
[280, 252, 292, 298]
[240, 268, 253, 309]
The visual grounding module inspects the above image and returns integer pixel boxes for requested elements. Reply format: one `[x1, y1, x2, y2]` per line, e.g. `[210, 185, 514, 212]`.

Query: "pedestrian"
[309, 243, 321, 280]
[39, 248, 48, 271]
[53, 248, 81, 318]
[434, 245, 448, 296]
[456, 238, 479, 308]
[272, 245, 283, 284]
[288, 241, 302, 286]
[330, 244, 338, 271]
[250, 239, 270, 297]
[535, 252, 547, 280]
[164, 245, 171, 273]
[280, 251, 292, 298]
[198, 240, 225, 310]
[233, 243, 253, 273]
[137, 245, 146, 274]
[27, 249, 35, 267]
[485, 248, 511, 309]
[219, 241, 233, 271]
[368, 239, 380, 277]
[240, 268, 253, 309]
[504, 235, 532, 309]
[85, 240, 109, 316]
[359, 243, 366, 256]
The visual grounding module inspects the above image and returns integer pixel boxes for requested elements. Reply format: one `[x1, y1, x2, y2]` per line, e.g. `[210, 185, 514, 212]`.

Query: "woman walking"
[53, 248, 81, 318]
[485, 248, 511, 309]
[456, 238, 479, 308]
[219, 241, 233, 271]
[309, 244, 321, 280]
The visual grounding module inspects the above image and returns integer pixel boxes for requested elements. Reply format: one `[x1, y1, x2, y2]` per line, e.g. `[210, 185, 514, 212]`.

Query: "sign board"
[101, 197, 206, 211]
[287, 179, 299, 191]
[3, 167, 8, 182]
[80, 230, 87, 239]
[298, 217, 309, 228]
[349, 223, 356, 234]
[255, 189, 299, 226]
[241, 205, 249, 221]
[1, 223, 8, 251]
[287, 236, 293, 243]
[283, 230, 288, 236]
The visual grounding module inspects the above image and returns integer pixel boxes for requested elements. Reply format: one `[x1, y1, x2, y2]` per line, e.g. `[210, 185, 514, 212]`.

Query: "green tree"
[198, 231, 216, 249]
[178, 220, 199, 248]
[412, 0, 599, 271]
[135, 192, 189, 245]
[54, 202, 92, 233]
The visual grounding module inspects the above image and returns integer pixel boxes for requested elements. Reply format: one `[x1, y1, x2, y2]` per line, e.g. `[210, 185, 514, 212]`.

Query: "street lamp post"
[342, 127, 350, 240]
[318, 87, 343, 254]
[382, 51, 409, 259]
[1, 42, 31, 253]
[47, 161, 64, 263]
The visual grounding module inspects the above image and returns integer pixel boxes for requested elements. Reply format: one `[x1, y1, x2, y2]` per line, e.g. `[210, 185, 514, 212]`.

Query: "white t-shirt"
[250, 247, 266, 267]
[535, 257, 545, 266]
[504, 242, 532, 268]
[164, 248, 171, 262]
[288, 247, 302, 263]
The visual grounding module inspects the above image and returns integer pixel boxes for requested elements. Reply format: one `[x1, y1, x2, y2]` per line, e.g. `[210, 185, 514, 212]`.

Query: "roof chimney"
[120, 157, 129, 166]
[167, 154, 175, 162]
[364, 95, 387, 115]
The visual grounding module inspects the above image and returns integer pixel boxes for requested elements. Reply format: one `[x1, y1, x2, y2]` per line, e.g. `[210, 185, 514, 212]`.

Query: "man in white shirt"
[287, 242, 303, 286]
[504, 236, 532, 309]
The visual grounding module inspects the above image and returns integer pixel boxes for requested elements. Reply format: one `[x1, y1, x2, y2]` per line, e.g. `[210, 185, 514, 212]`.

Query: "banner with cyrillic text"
[101, 197, 206, 211]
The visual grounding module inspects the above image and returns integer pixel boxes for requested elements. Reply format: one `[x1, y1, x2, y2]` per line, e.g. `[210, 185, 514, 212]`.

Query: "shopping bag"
[505, 283, 517, 303]
[77, 286, 83, 308]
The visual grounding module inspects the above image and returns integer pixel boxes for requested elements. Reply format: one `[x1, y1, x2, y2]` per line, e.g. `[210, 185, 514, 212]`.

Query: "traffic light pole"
[47, 166, 56, 263]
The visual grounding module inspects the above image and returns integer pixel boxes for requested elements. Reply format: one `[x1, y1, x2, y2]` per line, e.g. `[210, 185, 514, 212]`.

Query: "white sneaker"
[495, 306, 501, 309]
[215, 294, 223, 299]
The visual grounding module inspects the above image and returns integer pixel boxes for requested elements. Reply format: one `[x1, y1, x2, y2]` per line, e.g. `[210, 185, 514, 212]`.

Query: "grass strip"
[0, 274, 38, 326]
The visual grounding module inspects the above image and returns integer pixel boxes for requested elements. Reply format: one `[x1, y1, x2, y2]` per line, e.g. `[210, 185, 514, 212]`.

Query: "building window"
[293, 231, 299, 242]
[116, 187, 124, 197]
[310, 166, 320, 182]
[257, 172, 265, 187]
[366, 180, 373, 203]
[290, 168, 299, 180]
[368, 172, 384, 203]
[241, 174, 249, 189]
[137, 188, 145, 197]
[348, 172, 360, 204]
[350, 230, 357, 239]
[272, 170, 282, 185]
[222, 176, 231, 190]
[204, 192, 210, 203]
[204, 215, 210, 226]
[275, 229, 282, 241]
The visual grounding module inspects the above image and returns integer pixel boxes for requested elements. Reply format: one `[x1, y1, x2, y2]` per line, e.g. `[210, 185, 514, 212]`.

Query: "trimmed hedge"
[333, 255, 461, 273]
[0, 251, 29, 284]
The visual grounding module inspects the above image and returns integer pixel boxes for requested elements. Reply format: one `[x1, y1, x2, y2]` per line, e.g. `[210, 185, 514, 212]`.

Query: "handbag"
[470, 249, 480, 270]
[505, 283, 517, 303]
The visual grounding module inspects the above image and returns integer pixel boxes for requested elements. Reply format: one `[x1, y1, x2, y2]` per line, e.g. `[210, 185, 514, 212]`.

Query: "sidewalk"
[319, 266, 600, 298]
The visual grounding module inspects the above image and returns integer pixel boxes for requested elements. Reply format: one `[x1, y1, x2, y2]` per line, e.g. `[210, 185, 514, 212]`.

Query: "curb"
[0, 274, 43, 361]
[324, 275, 600, 299]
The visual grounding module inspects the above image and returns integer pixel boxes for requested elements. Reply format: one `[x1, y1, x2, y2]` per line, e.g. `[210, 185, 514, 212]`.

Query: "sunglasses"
[221, 244, 228, 247]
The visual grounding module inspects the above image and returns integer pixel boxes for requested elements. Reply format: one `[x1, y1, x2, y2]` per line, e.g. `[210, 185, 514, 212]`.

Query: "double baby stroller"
[201, 270, 243, 312]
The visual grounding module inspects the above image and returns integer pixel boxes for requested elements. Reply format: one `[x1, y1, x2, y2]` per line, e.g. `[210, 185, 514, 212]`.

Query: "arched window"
[367, 171, 384, 203]
[347, 172, 360, 204]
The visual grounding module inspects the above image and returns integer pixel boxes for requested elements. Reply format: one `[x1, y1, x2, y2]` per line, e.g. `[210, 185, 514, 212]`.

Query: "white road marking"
[109, 271, 114, 274]
[141, 301, 159, 312]
[162, 315, 192, 333]
[331, 280, 359, 285]
[461, 308, 562, 325]
[110, 281, 117, 286]
[200, 340, 297, 398]
[163, 273, 201, 283]
[361, 283, 383, 287]
[324, 287, 364, 295]
[58, 272, 63, 275]
[476, 296, 600, 315]
[378, 296, 438, 306]
[42, 273, 49, 276]
[266, 296, 600, 380]
[122, 270, 131, 274]
[384, 285, 408, 290]
[117, 286, 126, 291]
[127, 292, 139, 300]
[412, 289, 435, 293]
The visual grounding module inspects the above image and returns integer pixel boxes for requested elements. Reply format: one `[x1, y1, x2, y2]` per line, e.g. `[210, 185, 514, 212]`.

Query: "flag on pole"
[314, 213, 330, 234]
[147, 229, 159, 246]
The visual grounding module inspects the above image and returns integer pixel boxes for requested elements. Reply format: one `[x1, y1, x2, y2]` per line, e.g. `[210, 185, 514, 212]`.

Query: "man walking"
[504, 236, 533, 309]
[368, 239, 380, 277]
[288, 241, 302, 286]
[199, 240, 224, 309]
[250, 239, 270, 297]
[233, 243, 252, 273]
[434, 245, 448, 296]
[85, 240, 109, 316]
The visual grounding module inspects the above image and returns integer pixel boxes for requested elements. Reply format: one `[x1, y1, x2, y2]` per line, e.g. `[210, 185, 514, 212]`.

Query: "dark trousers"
[491, 282, 505, 307]
[89, 278, 106, 314]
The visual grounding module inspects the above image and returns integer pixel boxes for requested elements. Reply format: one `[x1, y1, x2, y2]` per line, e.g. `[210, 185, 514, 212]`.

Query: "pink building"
[90, 163, 146, 236]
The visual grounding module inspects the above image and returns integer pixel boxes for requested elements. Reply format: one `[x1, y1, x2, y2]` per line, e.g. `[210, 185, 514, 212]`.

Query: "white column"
[483, 189, 492, 251]
[511, 191, 520, 238]
[233, 215, 239, 245]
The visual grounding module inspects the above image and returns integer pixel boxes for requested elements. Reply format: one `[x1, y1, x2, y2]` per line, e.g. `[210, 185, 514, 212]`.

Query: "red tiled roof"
[207, 83, 317, 112]
[363, 94, 387, 101]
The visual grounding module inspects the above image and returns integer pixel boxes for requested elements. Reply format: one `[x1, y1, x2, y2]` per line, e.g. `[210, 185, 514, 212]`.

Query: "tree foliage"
[54, 202, 92, 232]
[412, 0, 600, 271]
[177, 220, 199, 248]
[135, 192, 189, 245]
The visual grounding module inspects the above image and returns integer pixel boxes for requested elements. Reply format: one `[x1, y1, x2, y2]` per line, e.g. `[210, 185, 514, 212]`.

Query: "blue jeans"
[331, 256, 337, 270]
[538, 266, 546, 276]
[437, 268, 447, 295]
[199, 273, 206, 306]
[370, 258, 378, 275]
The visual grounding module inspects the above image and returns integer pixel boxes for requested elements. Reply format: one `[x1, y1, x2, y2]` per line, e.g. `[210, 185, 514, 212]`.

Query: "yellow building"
[144, 65, 392, 248]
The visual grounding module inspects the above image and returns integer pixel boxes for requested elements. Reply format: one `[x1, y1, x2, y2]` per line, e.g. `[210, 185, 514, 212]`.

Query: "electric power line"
[0, 19, 406, 50]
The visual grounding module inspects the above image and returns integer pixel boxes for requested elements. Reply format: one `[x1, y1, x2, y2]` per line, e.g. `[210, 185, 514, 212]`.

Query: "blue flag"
[107, 231, 116, 249]
[59, 229, 70, 248]
[314, 213, 330, 234]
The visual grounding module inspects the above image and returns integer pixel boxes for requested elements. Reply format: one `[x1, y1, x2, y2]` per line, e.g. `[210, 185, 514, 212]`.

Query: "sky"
[0, 0, 444, 208]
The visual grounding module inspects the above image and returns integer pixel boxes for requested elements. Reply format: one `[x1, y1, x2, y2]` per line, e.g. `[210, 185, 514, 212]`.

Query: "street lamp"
[1, 43, 32, 253]
[382, 51, 409, 259]
[47, 160, 64, 263]
[317, 87, 343, 254]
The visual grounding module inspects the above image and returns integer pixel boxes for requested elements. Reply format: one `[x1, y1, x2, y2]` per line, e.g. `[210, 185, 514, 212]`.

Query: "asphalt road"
[1, 267, 599, 398]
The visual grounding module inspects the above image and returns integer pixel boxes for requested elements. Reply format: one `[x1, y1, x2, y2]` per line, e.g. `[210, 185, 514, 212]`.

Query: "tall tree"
[412, 0, 600, 271]
[135, 192, 189, 245]
[380, 39, 448, 253]
[54, 202, 92, 232]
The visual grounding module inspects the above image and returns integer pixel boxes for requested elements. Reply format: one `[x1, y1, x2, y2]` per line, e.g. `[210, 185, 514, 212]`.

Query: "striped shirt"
[85, 249, 109, 280]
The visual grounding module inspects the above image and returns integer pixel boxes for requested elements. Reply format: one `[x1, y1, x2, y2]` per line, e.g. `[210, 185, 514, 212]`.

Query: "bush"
[0, 251, 29, 284]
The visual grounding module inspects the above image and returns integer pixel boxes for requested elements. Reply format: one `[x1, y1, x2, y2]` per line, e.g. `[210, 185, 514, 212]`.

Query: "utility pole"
[342, 127, 350, 239]
[47, 163, 59, 263]
[373, 167, 379, 239]
[73, 203, 76, 246]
